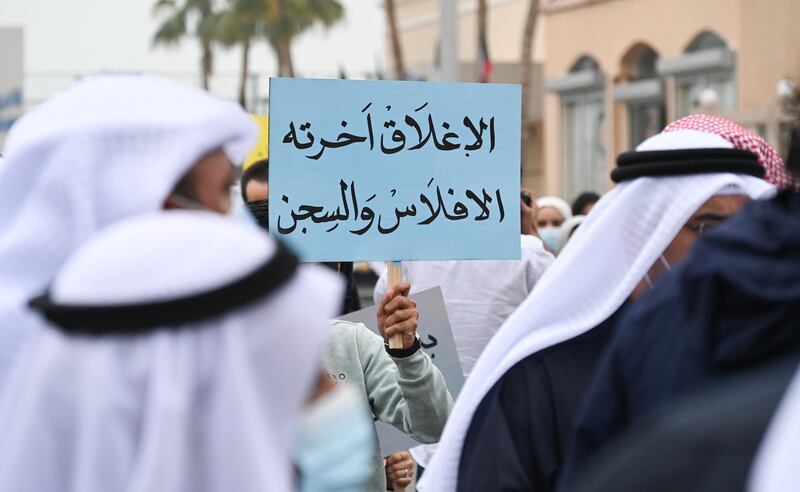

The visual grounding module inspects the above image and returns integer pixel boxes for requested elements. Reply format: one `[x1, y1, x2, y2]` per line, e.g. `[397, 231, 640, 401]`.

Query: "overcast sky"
[0, 0, 385, 104]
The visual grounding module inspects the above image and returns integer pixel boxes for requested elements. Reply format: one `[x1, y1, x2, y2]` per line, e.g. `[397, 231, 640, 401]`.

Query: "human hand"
[521, 189, 539, 236]
[385, 450, 414, 487]
[377, 282, 418, 350]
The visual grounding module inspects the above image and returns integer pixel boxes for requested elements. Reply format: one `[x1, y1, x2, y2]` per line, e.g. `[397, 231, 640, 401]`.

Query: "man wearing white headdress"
[0, 212, 376, 492]
[419, 121, 775, 492]
[0, 75, 258, 390]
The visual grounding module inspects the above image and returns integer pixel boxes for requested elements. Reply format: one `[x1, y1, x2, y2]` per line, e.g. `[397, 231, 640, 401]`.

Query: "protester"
[750, 362, 800, 492]
[749, 126, 800, 492]
[244, 193, 453, 490]
[0, 75, 257, 390]
[326, 282, 453, 491]
[241, 159, 269, 203]
[561, 119, 799, 486]
[556, 215, 585, 253]
[374, 193, 554, 476]
[240, 123, 361, 315]
[570, 191, 600, 216]
[536, 196, 572, 253]
[562, 354, 799, 492]
[239, 114, 269, 204]
[419, 118, 774, 492]
[0, 212, 372, 492]
[385, 451, 417, 489]
[373, 197, 554, 378]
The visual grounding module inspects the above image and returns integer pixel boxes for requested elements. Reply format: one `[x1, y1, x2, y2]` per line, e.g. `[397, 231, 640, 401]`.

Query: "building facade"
[391, 0, 548, 194]
[542, 0, 800, 200]
[391, 0, 800, 201]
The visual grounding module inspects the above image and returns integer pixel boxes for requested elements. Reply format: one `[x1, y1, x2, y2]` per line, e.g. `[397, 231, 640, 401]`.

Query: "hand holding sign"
[377, 282, 419, 350]
[385, 451, 415, 489]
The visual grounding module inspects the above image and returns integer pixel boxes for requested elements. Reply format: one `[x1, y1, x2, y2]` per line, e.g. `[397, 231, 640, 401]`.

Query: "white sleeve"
[521, 235, 555, 293]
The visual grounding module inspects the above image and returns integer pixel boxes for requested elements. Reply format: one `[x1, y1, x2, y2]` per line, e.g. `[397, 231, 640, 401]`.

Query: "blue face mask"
[539, 226, 562, 254]
[294, 385, 374, 492]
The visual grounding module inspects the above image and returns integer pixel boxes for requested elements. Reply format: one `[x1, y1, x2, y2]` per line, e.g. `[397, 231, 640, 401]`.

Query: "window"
[675, 32, 736, 117]
[563, 92, 607, 197]
[546, 55, 608, 197]
[676, 71, 736, 117]
[619, 44, 666, 146]
[629, 102, 665, 146]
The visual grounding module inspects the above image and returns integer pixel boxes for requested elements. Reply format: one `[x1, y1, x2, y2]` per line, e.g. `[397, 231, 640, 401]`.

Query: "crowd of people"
[0, 73, 798, 492]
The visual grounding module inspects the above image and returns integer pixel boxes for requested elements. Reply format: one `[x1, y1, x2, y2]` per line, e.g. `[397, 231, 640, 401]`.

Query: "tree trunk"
[385, 0, 406, 80]
[477, 0, 488, 81]
[274, 39, 295, 77]
[520, 0, 539, 157]
[239, 39, 250, 109]
[201, 42, 213, 90]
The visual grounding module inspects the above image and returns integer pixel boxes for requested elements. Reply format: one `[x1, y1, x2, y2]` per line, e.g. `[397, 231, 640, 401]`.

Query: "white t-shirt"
[373, 235, 553, 378]
[374, 235, 553, 467]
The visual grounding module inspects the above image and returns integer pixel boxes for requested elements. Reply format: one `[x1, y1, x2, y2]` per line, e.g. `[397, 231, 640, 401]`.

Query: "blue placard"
[268, 78, 521, 261]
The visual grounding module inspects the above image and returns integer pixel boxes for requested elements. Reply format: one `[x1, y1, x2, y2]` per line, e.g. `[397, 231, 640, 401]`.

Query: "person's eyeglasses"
[684, 221, 721, 236]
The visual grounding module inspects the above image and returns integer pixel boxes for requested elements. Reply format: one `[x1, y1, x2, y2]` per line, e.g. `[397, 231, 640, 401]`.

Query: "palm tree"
[520, 0, 539, 150]
[385, 0, 406, 80]
[263, 0, 344, 77]
[153, 0, 217, 89]
[213, 0, 262, 107]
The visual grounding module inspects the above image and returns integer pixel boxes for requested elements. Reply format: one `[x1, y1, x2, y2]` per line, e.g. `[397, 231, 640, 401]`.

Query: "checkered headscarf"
[664, 114, 796, 189]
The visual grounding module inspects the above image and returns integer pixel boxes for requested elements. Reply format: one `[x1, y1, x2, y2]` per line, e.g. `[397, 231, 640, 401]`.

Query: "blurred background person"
[0, 212, 373, 492]
[570, 192, 600, 217]
[373, 191, 554, 477]
[240, 117, 361, 314]
[536, 196, 572, 254]
[0, 75, 257, 392]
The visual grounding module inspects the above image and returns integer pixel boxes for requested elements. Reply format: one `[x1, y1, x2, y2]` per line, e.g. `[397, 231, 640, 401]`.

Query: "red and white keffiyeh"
[664, 114, 796, 189]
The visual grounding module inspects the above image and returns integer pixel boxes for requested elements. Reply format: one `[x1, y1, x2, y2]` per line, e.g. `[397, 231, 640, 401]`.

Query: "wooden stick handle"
[387, 261, 405, 349]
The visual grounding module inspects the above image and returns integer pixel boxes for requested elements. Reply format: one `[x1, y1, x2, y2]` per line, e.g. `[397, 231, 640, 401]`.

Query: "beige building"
[391, 0, 800, 201]
[391, 0, 548, 193]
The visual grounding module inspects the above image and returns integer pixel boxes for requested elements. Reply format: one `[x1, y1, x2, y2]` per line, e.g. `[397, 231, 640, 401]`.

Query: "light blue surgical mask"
[294, 385, 374, 492]
[539, 226, 562, 254]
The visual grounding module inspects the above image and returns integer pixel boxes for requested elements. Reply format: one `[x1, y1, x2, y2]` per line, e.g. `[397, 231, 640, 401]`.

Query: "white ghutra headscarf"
[0, 75, 257, 389]
[0, 212, 343, 492]
[419, 130, 776, 491]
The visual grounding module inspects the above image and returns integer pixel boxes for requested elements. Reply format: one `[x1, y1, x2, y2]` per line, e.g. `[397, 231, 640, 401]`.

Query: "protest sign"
[340, 287, 463, 456]
[268, 78, 521, 262]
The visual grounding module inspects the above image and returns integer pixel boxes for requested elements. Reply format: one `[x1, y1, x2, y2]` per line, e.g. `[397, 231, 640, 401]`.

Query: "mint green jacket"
[324, 321, 454, 491]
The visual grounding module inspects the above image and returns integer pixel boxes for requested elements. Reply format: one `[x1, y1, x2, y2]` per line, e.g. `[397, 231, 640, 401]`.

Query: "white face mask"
[294, 384, 374, 492]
